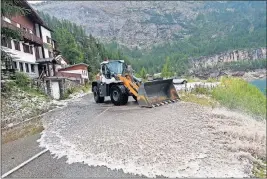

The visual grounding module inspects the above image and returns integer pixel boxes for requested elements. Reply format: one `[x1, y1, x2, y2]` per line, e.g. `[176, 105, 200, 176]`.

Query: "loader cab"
[100, 60, 127, 79]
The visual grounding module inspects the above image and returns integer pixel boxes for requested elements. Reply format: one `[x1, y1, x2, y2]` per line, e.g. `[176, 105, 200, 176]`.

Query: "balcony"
[1, 19, 43, 46]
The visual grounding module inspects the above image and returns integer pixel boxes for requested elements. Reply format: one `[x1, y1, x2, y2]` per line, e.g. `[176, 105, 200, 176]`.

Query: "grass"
[206, 77, 219, 82]
[62, 83, 91, 99]
[180, 92, 217, 107]
[2, 117, 44, 144]
[253, 161, 267, 178]
[180, 77, 266, 119]
[212, 77, 266, 118]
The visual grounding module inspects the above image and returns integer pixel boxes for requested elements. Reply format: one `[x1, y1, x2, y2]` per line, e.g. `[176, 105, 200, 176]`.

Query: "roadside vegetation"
[1, 72, 47, 98]
[212, 77, 266, 118]
[62, 83, 91, 99]
[180, 77, 266, 119]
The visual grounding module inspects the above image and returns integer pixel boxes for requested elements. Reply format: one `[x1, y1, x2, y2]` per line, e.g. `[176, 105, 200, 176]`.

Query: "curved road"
[2, 93, 260, 178]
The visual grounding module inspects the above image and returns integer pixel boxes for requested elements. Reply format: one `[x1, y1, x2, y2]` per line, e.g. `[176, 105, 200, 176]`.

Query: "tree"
[139, 67, 147, 79]
[161, 57, 174, 78]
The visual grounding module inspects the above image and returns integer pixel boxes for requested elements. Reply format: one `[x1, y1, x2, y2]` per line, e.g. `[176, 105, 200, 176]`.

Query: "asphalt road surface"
[2, 93, 262, 178]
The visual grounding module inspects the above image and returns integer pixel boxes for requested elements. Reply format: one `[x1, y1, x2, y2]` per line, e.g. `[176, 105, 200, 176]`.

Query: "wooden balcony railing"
[1, 19, 43, 45]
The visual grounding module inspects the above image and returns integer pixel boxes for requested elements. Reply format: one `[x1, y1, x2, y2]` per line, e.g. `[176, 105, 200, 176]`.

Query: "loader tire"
[110, 85, 127, 106]
[93, 86, 104, 103]
[121, 94, 129, 105]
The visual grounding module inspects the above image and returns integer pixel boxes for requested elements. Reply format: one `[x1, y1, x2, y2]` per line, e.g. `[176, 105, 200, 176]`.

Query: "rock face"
[190, 47, 266, 70]
[32, 1, 204, 49]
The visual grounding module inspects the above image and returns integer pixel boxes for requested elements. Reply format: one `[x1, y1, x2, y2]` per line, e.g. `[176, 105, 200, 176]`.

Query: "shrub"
[15, 72, 30, 88]
[1, 80, 16, 93]
[191, 85, 211, 95]
[206, 77, 218, 82]
[212, 77, 266, 118]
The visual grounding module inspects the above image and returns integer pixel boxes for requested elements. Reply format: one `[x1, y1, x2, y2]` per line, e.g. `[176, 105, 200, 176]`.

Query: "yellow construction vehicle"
[92, 60, 179, 107]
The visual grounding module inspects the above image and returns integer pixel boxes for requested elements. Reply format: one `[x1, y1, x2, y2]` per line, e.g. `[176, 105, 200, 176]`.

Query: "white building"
[1, 0, 59, 79]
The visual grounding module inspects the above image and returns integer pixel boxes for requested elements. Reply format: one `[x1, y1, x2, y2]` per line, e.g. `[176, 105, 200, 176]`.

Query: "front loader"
[92, 60, 179, 107]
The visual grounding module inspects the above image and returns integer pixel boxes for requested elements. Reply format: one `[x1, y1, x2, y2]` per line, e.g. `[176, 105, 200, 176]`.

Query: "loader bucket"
[137, 79, 180, 107]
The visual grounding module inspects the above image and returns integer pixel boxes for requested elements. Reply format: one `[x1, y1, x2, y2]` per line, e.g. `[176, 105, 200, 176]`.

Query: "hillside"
[32, 1, 266, 49]
[33, 1, 266, 75]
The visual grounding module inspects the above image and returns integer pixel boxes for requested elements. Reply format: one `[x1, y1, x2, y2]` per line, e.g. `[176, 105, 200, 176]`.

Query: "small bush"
[180, 93, 216, 107]
[212, 77, 266, 118]
[15, 72, 30, 88]
[191, 85, 211, 95]
[206, 77, 218, 82]
[1, 80, 16, 94]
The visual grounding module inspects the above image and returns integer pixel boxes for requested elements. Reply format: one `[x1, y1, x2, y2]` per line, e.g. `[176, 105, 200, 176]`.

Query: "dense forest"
[37, 11, 130, 78]
[106, 1, 266, 76]
[37, 1, 266, 78]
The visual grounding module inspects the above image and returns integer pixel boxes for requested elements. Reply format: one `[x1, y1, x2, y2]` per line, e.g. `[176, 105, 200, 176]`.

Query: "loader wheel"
[121, 94, 129, 105]
[93, 86, 104, 103]
[110, 85, 127, 106]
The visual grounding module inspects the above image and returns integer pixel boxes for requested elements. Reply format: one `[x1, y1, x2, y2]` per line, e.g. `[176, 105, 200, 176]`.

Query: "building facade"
[1, 0, 59, 79]
[57, 63, 89, 84]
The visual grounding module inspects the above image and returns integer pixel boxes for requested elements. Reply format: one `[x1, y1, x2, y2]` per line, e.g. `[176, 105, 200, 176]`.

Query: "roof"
[100, 60, 124, 65]
[36, 58, 55, 63]
[58, 63, 89, 71]
[19, 0, 53, 32]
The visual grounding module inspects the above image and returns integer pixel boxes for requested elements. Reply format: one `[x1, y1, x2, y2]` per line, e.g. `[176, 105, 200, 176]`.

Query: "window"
[13, 61, 17, 69]
[46, 36, 51, 44]
[19, 62, 23, 72]
[29, 46, 33, 54]
[14, 40, 20, 51]
[101, 65, 106, 74]
[31, 64, 35, 72]
[25, 63, 29, 72]
[23, 43, 32, 54]
[48, 51, 53, 58]
[1, 37, 12, 49]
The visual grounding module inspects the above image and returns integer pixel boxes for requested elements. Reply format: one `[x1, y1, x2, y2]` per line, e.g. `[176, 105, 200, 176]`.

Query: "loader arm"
[118, 74, 140, 97]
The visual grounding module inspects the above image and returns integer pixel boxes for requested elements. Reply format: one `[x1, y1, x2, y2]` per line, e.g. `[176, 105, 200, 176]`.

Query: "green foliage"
[212, 77, 266, 118]
[113, 2, 266, 75]
[161, 57, 174, 78]
[14, 72, 30, 88]
[139, 67, 147, 79]
[1, 0, 29, 79]
[1, 80, 16, 93]
[37, 11, 129, 77]
[180, 92, 216, 107]
[1, 0, 30, 17]
[62, 85, 90, 99]
[206, 77, 219, 82]
[191, 86, 211, 95]
[222, 59, 266, 71]
[253, 161, 266, 178]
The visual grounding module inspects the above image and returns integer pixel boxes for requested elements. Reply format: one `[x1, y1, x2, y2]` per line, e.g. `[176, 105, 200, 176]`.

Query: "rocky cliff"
[31, 1, 265, 50]
[190, 47, 266, 70]
[189, 47, 266, 79]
